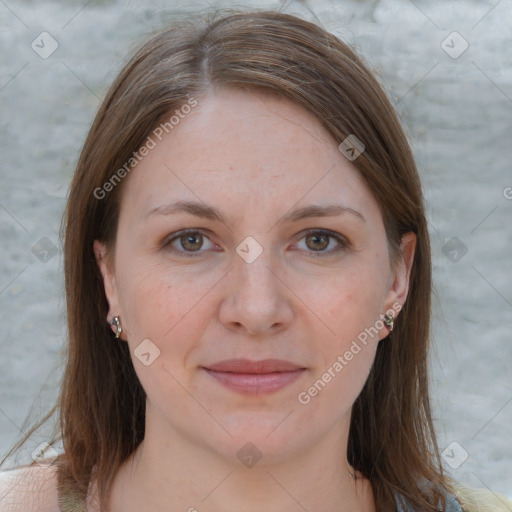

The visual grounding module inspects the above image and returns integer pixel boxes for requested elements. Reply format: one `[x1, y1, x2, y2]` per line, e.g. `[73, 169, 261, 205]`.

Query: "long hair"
[1, 9, 455, 512]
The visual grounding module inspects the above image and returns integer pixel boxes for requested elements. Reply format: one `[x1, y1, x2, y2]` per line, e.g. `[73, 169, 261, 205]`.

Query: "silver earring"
[109, 316, 123, 338]
[383, 313, 394, 332]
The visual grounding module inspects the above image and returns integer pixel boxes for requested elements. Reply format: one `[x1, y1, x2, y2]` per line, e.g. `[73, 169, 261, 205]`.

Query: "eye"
[163, 228, 349, 258]
[294, 229, 348, 257]
[163, 229, 217, 257]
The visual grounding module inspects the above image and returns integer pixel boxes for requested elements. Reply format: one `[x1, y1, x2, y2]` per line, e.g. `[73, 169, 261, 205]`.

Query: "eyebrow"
[144, 200, 366, 224]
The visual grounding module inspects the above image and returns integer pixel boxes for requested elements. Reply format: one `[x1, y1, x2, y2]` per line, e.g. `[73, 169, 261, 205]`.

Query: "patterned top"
[394, 488, 463, 512]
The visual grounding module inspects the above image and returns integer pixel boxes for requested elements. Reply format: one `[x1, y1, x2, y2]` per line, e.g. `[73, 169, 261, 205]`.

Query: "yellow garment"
[454, 483, 512, 512]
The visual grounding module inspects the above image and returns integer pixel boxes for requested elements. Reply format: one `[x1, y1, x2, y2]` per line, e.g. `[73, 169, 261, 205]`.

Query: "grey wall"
[1, 0, 511, 499]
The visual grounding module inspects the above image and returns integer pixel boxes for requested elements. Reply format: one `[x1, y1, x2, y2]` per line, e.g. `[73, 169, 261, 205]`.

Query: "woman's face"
[95, 88, 415, 467]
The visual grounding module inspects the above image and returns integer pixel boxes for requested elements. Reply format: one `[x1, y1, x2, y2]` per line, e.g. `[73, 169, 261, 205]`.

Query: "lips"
[204, 358, 303, 373]
[202, 358, 306, 395]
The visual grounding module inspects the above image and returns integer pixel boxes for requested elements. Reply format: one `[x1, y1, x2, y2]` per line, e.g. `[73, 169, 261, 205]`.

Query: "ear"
[380, 232, 416, 335]
[93, 240, 125, 340]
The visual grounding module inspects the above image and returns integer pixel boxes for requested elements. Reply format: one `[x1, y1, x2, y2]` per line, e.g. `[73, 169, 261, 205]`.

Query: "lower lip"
[203, 368, 306, 395]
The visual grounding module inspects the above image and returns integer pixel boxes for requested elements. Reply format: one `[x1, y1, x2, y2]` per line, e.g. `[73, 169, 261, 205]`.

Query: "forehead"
[119, 88, 379, 225]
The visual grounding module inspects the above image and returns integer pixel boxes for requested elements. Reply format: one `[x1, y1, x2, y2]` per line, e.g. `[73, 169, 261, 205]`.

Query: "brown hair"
[2, 8, 456, 512]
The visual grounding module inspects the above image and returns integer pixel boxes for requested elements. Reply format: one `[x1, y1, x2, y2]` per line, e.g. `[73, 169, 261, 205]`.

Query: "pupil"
[183, 234, 201, 251]
[308, 233, 328, 251]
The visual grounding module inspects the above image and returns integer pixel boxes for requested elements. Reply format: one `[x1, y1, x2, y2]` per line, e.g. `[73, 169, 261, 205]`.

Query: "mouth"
[201, 358, 307, 395]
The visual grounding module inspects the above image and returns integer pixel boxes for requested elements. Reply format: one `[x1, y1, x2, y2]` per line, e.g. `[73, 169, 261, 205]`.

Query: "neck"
[105, 410, 374, 512]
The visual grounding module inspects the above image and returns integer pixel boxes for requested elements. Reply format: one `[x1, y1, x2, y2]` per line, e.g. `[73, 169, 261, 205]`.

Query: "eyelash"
[162, 228, 349, 258]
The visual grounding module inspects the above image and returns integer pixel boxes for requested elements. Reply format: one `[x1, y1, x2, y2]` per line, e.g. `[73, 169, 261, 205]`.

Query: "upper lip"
[203, 358, 304, 374]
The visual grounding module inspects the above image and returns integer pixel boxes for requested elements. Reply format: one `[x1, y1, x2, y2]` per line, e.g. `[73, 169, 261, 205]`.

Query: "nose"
[218, 246, 294, 336]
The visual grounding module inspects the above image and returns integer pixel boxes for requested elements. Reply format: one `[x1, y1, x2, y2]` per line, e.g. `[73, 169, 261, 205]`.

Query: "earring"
[109, 316, 123, 338]
[383, 313, 394, 332]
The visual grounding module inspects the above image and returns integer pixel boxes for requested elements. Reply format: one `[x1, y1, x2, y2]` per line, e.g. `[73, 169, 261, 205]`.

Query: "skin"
[93, 87, 416, 512]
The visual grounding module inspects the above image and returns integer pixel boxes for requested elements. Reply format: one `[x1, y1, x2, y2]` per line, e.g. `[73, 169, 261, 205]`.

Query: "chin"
[196, 414, 318, 468]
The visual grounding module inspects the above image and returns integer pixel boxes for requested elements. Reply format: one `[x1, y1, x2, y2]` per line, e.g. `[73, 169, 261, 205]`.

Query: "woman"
[1, 8, 510, 512]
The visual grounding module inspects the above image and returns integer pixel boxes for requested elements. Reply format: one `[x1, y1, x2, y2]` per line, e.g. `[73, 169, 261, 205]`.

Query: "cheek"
[300, 342, 377, 424]
[115, 260, 213, 348]
[322, 269, 387, 341]
[301, 265, 386, 396]
[114, 264, 211, 399]
[299, 278, 382, 416]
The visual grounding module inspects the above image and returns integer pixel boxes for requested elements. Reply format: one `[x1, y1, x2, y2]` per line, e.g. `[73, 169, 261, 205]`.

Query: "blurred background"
[1, 0, 511, 501]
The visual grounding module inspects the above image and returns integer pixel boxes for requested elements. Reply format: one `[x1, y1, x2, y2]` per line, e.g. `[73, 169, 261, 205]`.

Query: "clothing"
[394, 486, 463, 512]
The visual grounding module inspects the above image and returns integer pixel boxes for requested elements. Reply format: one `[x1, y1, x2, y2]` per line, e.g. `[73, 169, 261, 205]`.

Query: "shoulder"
[453, 483, 512, 512]
[0, 463, 60, 512]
